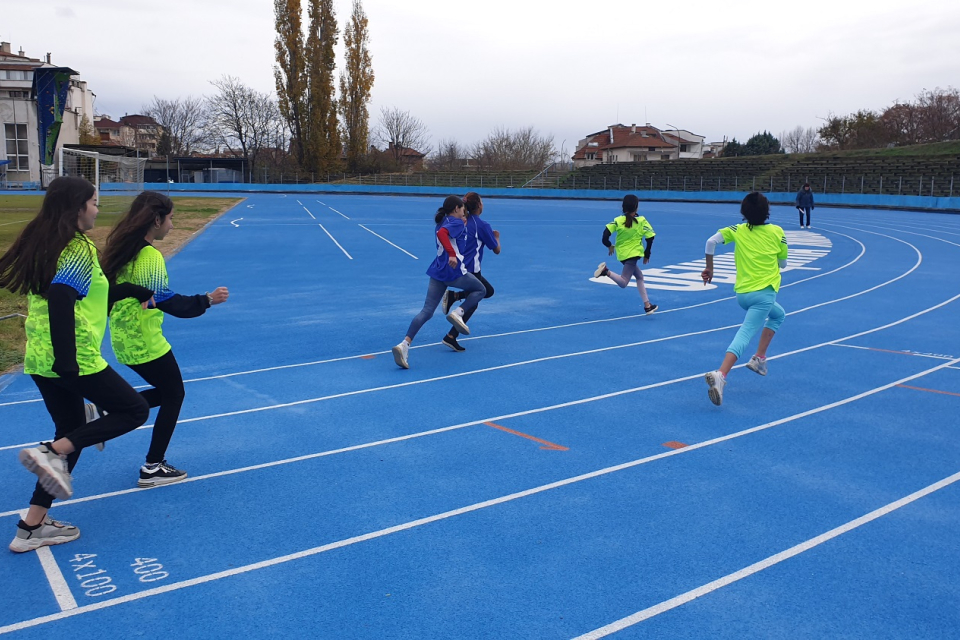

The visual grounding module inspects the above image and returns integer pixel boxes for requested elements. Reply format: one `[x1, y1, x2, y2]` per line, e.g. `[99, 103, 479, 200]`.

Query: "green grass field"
[0, 194, 243, 374]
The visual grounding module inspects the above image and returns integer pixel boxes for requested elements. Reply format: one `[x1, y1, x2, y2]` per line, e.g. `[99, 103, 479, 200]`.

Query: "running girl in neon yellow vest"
[0, 177, 154, 552]
[102, 192, 229, 487]
[593, 194, 658, 314]
[701, 192, 788, 406]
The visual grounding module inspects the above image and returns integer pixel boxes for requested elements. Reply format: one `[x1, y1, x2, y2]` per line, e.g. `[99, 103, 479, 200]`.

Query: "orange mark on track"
[360, 355, 376, 360]
[897, 384, 960, 398]
[484, 422, 569, 451]
[662, 441, 688, 450]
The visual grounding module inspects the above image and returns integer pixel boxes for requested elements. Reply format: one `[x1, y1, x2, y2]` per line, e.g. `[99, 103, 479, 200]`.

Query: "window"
[648, 147, 656, 152]
[7, 91, 29, 99]
[586, 152, 596, 160]
[680, 144, 689, 153]
[4, 123, 29, 171]
[632, 153, 646, 162]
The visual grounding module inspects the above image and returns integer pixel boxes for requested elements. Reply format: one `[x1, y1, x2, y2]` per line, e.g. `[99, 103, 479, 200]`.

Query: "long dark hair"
[741, 192, 770, 229]
[102, 191, 174, 281]
[0, 176, 96, 296]
[622, 194, 640, 228]
[464, 192, 482, 217]
[434, 195, 463, 224]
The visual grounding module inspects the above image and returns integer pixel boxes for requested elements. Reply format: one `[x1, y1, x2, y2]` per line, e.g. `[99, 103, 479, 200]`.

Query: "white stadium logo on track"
[590, 231, 833, 291]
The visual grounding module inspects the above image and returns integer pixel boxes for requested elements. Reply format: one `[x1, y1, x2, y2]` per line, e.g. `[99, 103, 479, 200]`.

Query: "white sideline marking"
[0, 229, 868, 409]
[316, 200, 326, 205]
[296, 200, 302, 205]
[2, 298, 958, 519]
[1, 359, 956, 635]
[36, 547, 77, 611]
[317, 221, 352, 259]
[832, 343, 957, 360]
[571, 466, 960, 640]
[0, 237, 935, 454]
[302, 207, 316, 220]
[328, 207, 350, 219]
[0, 219, 28, 227]
[357, 224, 418, 259]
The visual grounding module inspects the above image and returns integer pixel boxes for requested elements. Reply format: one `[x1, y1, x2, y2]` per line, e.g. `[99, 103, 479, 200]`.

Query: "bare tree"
[432, 138, 466, 170]
[206, 75, 281, 182]
[781, 126, 820, 153]
[143, 96, 208, 155]
[375, 106, 431, 163]
[473, 125, 555, 170]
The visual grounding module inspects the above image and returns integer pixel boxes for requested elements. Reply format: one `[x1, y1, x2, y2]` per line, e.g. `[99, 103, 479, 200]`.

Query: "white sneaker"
[446, 307, 470, 335]
[392, 341, 409, 369]
[745, 355, 768, 376]
[705, 370, 726, 406]
[593, 262, 609, 278]
[84, 403, 106, 451]
[19, 443, 73, 499]
[9, 518, 80, 553]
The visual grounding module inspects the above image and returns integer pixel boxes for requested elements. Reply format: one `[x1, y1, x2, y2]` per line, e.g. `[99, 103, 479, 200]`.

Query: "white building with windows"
[0, 42, 95, 187]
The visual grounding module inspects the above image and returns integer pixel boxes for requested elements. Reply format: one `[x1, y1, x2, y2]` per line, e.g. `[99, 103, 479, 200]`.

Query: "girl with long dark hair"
[0, 177, 153, 553]
[392, 195, 486, 369]
[101, 191, 228, 487]
[438, 192, 500, 352]
[701, 192, 788, 406]
[593, 194, 658, 313]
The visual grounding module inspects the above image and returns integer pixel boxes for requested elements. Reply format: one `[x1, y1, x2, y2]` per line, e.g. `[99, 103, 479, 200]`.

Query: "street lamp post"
[666, 123, 681, 160]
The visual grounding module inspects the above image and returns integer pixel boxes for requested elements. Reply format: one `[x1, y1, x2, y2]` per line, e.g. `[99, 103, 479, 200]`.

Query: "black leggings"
[449, 272, 495, 338]
[129, 349, 185, 465]
[30, 366, 150, 508]
[799, 207, 811, 226]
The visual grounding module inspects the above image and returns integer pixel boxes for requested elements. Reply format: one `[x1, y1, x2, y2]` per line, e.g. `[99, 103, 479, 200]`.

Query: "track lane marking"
[484, 422, 568, 451]
[357, 224, 418, 259]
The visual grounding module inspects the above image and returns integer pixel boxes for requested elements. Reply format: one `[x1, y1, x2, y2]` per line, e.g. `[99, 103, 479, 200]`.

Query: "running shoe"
[19, 443, 72, 499]
[84, 403, 107, 451]
[446, 308, 470, 335]
[441, 290, 456, 315]
[442, 335, 466, 352]
[392, 341, 410, 369]
[644, 303, 658, 314]
[745, 355, 768, 376]
[138, 460, 188, 488]
[705, 371, 726, 406]
[594, 262, 609, 278]
[9, 518, 80, 553]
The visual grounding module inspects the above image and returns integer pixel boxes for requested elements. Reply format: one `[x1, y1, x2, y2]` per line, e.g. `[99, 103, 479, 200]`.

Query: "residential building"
[572, 123, 705, 168]
[0, 41, 95, 186]
[117, 114, 161, 156]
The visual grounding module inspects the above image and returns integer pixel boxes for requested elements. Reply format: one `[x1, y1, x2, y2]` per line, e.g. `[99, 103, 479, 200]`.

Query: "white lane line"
[328, 207, 350, 220]
[832, 344, 958, 360]
[0, 228, 870, 409]
[296, 200, 302, 205]
[229, 218, 243, 228]
[2, 359, 956, 635]
[357, 224, 418, 259]
[316, 200, 326, 206]
[0, 219, 28, 227]
[572, 466, 960, 640]
[303, 207, 316, 220]
[36, 547, 78, 611]
[3, 300, 958, 518]
[317, 221, 352, 259]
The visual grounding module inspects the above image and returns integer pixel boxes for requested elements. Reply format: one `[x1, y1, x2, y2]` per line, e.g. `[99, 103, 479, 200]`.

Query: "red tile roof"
[572, 125, 677, 159]
[118, 114, 159, 127]
[94, 118, 121, 129]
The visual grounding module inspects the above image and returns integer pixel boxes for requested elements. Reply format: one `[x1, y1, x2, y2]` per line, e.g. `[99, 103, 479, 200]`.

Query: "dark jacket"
[795, 188, 815, 209]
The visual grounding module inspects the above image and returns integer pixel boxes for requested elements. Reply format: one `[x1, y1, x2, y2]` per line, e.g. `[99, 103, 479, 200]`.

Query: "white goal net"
[59, 148, 147, 192]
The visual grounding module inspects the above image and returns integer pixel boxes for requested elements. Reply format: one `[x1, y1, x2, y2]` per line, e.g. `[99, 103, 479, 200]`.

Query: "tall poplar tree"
[305, 0, 340, 174]
[274, 0, 307, 165]
[338, 0, 374, 172]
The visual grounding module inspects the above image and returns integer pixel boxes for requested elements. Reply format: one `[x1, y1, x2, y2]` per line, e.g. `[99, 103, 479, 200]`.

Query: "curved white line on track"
[1, 357, 956, 635]
[3, 286, 958, 518]
[0, 228, 922, 420]
[229, 218, 243, 227]
[0, 228, 868, 408]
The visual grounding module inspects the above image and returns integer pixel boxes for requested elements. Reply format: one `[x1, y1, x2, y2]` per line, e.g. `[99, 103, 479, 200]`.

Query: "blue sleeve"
[51, 238, 95, 299]
[476, 218, 497, 248]
[442, 216, 465, 237]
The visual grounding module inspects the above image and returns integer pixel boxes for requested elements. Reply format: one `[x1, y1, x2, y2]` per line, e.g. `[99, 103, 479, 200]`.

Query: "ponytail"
[434, 195, 464, 223]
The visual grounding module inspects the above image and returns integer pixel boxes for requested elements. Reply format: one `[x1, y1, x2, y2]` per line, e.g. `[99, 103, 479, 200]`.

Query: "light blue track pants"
[726, 286, 785, 359]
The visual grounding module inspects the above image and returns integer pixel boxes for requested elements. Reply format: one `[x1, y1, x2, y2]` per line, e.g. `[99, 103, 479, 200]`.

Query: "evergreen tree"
[78, 114, 100, 145]
[742, 131, 783, 155]
[338, 0, 374, 172]
[306, 0, 340, 174]
[721, 138, 742, 157]
[274, 0, 307, 165]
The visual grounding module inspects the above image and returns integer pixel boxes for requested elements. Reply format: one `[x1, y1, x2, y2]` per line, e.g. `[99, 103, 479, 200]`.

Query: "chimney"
[608, 126, 614, 144]
[0, 42, 10, 54]
[18, 48, 25, 57]
[46, 53, 51, 64]
[631, 123, 636, 133]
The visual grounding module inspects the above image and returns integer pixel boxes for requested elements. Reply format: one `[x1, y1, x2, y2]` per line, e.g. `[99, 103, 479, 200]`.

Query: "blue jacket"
[795, 188, 815, 209]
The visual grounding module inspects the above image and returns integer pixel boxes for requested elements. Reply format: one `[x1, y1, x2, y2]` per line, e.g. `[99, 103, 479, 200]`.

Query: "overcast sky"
[3, 0, 959, 154]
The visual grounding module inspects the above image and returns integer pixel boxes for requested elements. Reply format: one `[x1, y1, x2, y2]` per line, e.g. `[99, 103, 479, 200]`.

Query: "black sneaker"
[644, 303, 658, 314]
[442, 335, 466, 352]
[138, 460, 188, 488]
[441, 290, 456, 315]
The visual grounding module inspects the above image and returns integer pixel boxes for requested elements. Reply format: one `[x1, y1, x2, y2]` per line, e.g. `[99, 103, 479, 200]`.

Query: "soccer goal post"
[59, 147, 147, 192]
